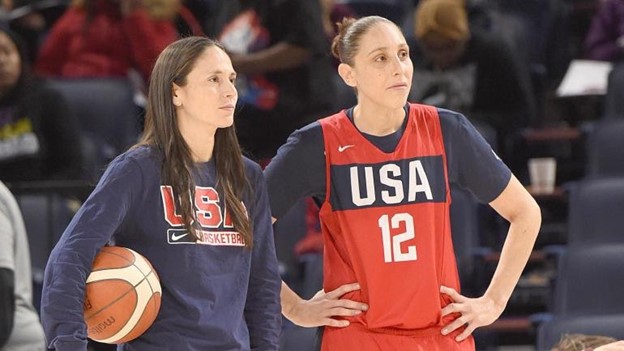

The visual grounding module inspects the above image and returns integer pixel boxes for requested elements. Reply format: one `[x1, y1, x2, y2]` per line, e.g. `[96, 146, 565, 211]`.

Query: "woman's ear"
[338, 63, 356, 88]
[172, 83, 181, 106]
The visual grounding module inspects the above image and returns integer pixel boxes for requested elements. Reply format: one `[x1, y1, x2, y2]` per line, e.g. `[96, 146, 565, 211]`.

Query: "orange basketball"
[83, 246, 161, 344]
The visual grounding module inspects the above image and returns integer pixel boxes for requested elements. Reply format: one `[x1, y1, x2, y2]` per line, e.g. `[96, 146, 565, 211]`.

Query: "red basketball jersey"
[319, 103, 461, 333]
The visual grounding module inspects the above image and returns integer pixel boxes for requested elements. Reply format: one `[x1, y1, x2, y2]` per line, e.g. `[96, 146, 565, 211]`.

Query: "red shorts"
[321, 324, 475, 351]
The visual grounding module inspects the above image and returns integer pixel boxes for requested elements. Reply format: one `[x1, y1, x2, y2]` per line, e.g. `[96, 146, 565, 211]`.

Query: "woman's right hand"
[287, 283, 368, 328]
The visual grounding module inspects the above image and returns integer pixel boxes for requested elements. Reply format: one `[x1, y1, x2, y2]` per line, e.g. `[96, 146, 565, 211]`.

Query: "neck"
[189, 137, 215, 163]
[353, 101, 405, 136]
[179, 121, 216, 163]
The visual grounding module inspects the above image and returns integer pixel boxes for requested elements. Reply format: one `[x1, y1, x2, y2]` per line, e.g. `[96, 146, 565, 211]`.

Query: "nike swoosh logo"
[171, 232, 189, 241]
[338, 145, 354, 152]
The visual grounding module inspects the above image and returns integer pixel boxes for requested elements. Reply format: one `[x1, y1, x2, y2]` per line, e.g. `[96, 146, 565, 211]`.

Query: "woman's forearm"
[484, 175, 541, 310]
[281, 281, 304, 321]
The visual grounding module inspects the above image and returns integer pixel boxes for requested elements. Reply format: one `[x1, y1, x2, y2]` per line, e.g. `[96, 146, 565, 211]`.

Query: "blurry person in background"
[0, 0, 50, 65]
[320, 0, 355, 58]
[34, 0, 203, 86]
[584, 0, 624, 62]
[319, 0, 357, 110]
[0, 180, 46, 350]
[0, 24, 82, 182]
[141, 0, 203, 37]
[209, 0, 336, 162]
[410, 0, 535, 168]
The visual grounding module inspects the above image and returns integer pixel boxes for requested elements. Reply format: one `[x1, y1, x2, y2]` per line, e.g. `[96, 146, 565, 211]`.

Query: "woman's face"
[0, 32, 21, 95]
[340, 22, 413, 109]
[173, 46, 238, 133]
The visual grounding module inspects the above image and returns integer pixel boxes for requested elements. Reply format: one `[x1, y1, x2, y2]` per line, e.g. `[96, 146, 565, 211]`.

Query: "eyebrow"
[367, 47, 387, 56]
[366, 43, 409, 56]
[208, 70, 237, 76]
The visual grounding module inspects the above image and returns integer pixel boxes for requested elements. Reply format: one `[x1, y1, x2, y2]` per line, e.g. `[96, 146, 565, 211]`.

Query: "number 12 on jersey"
[378, 213, 418, 263]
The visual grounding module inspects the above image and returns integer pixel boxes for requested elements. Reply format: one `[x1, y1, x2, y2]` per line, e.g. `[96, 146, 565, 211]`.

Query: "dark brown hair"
[331, 16, 398, 65]
[138, 36, 252, 247]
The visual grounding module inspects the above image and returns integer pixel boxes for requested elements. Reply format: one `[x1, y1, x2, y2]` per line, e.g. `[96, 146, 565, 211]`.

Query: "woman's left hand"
[439, 285, 505, 341]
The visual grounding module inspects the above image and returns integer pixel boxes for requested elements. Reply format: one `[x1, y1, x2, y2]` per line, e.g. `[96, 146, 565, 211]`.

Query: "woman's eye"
[209, 76, 218, 82]
[375, 55, 386, 62]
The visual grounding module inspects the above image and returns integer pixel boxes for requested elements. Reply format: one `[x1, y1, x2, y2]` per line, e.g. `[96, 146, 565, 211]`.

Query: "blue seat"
[604, 63, 624, 119]
[586, 119, 624, 178]
[553, 244, 624, 316]
[567, 177, 624, 246]
[48, 78, 141, 181]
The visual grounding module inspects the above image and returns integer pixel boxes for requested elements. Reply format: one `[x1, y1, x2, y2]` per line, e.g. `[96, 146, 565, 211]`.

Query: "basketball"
[83, 246, 161, 344]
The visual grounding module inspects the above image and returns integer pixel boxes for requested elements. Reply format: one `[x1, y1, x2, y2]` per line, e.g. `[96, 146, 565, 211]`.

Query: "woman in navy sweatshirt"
[40, 36, 282, 351]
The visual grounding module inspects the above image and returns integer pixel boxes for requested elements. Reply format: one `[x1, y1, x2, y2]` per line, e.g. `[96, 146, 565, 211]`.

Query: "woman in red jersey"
[265, 16, 541, 351]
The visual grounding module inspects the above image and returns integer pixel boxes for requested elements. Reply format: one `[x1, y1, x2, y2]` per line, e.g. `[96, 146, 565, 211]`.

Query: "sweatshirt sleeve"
[244, 163, 281, 351]
[40, 155, 143, 351]
[264, 122, 326, 219]
[440, 110, 511, 203]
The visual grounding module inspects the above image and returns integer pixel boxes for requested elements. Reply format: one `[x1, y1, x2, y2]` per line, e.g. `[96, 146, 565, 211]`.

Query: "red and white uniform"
[318, 104, 474, 350]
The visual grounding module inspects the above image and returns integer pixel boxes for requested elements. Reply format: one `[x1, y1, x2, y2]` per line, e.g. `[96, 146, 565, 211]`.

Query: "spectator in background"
[585, 0, 624, 120]
[0, 180, 46, 350]
[320, 0, 357, 111]
[289, 0, 358, 287]
[0, 25, 82, 182]
[2, 0, 70, 64]
[181, 0, 218, 35]
[584, 0, 624, 62]
[410, 0, 535, 161]
[33, 0, 203, 86]
[141, 0, 203, 38]
[209, 0, 336, 162]
[320, 0, 356, 64]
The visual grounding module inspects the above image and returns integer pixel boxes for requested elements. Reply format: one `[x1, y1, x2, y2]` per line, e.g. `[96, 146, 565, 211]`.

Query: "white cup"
[528, 157, 557, 194]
